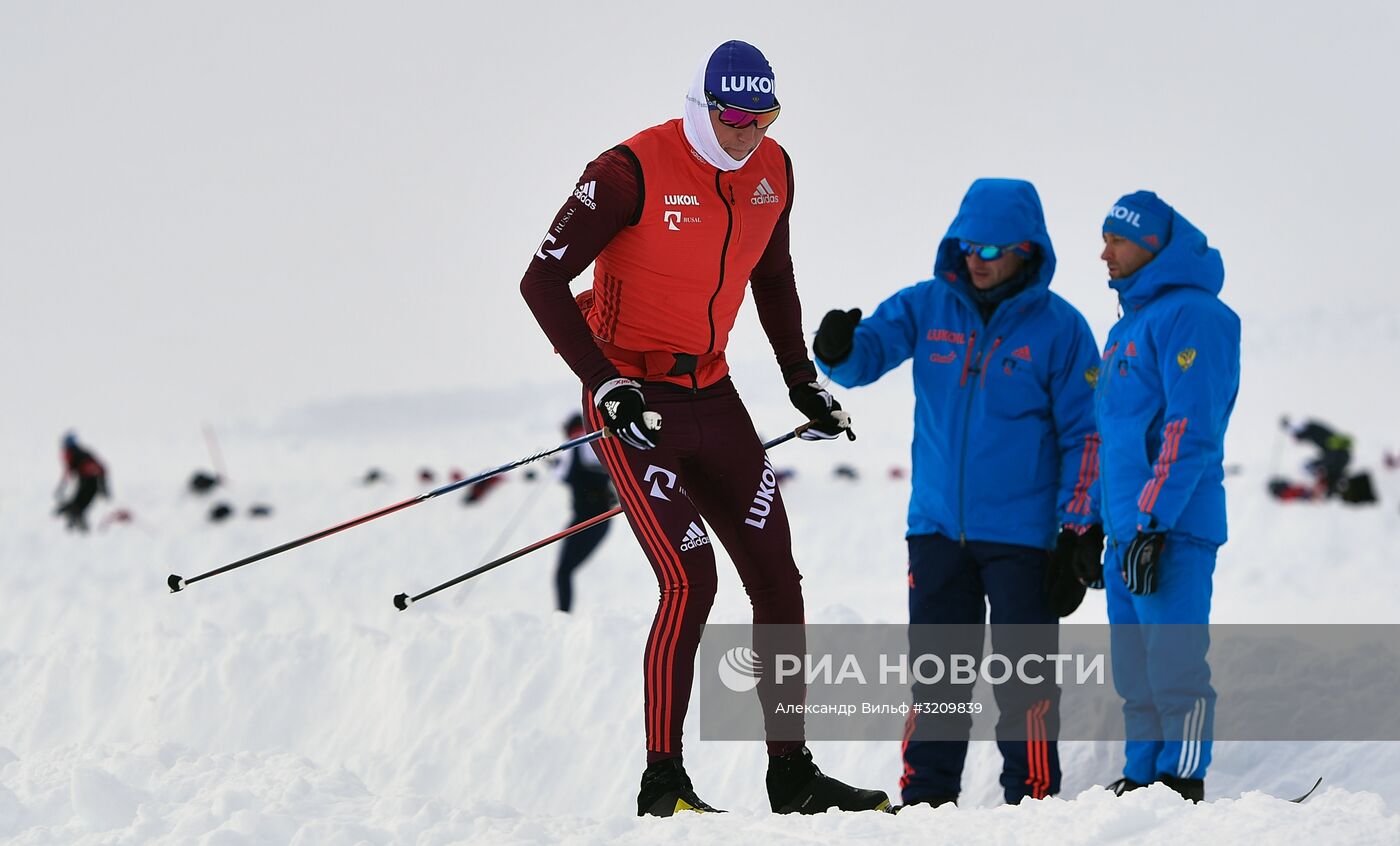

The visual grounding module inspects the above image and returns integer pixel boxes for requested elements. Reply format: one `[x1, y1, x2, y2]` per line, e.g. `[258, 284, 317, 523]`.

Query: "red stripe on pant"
[1024, 699, 1052, 799]
[585, 401, 690, 757]
[898, 709, 918, 791]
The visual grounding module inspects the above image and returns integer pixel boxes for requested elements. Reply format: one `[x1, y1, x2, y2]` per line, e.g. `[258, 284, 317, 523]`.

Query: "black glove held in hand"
[594, 378, 662, 450]
[1069, 524, 1106, 589]
[1122, 531, 1165, 596]
[1046, 524, 1103, 616]
[788, 381, 855, 441]
[813, 308, 862, 365]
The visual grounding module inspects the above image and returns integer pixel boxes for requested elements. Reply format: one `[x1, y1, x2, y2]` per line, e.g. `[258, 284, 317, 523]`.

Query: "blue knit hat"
[704, 40, 777, 111]
[1104, 190, 1173, 254]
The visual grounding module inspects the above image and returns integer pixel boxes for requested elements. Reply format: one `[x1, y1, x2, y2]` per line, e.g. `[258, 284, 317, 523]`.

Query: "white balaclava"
[682, 61, 750, 171]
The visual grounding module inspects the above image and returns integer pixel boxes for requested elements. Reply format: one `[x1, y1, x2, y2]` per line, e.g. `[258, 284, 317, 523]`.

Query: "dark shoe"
[1107, 777, 1150, 796]
[767, 745, 891, 814]
[1160, 775, 1204, 803]
[892, 795, 957, 812]
[637, 758, 724, 817]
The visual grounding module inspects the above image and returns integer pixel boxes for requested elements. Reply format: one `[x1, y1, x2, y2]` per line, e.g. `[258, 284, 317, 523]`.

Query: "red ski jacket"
[521, 119, 815, 391]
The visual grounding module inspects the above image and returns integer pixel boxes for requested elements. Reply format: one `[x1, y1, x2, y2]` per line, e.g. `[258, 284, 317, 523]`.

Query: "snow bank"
[3, 405, 1399, 843]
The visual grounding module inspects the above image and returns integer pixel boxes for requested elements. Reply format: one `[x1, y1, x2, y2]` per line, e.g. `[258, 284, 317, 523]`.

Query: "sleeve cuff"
[781, 359, 819, 388]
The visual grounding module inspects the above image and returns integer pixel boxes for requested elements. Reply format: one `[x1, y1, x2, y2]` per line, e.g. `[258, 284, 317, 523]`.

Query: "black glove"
[1070, 524, 1106, 589]
[1122, 532, 1165, 596]
[813, 308, 862, 365]
[594, 378, 662, 450]
[1045, 524, 1103, 616]
[788, 381, 855, 441]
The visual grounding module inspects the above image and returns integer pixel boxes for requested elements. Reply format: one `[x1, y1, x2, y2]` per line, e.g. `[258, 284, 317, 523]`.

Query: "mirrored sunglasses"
[959, 241, 1032, 261]
[706, 93, 781, 130]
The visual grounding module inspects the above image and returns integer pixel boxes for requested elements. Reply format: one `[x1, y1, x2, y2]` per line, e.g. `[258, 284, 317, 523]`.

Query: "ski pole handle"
[393, 422, 811, 609]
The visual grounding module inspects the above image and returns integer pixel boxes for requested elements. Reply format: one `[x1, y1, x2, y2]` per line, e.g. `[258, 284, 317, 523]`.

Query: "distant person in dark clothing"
[555, 413, 617, 612]
[55, 432, 108, 532]
[1271, 418, 1377, 504]
[1276, 418, 1352, 499]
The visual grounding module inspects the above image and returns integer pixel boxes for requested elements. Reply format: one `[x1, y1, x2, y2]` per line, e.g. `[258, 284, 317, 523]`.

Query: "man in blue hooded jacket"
[813, 178, 1102, 806]
[1091, 191, 1240, 803]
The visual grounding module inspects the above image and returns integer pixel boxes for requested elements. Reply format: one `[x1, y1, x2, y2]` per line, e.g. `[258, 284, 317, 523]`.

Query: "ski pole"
[393, 506, 622, 610]
[392, 424, 808, 610]
[167, 429, 609, 594]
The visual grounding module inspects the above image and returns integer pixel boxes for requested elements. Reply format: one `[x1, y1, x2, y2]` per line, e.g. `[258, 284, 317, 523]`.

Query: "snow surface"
[5, 2, 1400, 844]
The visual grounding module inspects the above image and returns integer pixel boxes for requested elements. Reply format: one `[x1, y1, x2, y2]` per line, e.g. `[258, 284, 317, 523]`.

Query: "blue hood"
[1110, 208, 1224, 306]
[933, 178, 1057, 296]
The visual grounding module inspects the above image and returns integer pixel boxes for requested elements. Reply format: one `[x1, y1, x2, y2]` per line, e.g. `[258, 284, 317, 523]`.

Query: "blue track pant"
[1105, 533, 1217, 782]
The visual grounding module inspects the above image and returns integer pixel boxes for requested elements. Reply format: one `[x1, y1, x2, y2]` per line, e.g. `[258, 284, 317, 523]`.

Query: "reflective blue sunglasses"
[959, 241, 1032, 261]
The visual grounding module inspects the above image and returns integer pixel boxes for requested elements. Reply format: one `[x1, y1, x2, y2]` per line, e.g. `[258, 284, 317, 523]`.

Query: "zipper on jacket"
[978, 337, 1003, 391]
[703, 171, 734, 363]
[1094, 371, 1114, 543]
[956, 330, 979, 545]
[1096, 309, 1132, 544]
[957, 384, 977, 546]
[957, 333, 1004, 544]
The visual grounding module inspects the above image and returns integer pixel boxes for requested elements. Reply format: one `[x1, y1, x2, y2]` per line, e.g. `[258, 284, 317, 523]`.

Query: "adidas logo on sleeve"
[679, 521, 711, 552]
[573, 180, 598, 210]
[750, 177, 782, 206]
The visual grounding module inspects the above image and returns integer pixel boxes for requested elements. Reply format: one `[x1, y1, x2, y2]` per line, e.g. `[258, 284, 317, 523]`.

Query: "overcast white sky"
[4, 1, 1397, 467]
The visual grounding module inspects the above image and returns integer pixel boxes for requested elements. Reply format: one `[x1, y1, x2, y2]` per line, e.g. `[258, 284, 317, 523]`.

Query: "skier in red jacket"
[55, 432, 109, 532]
[521, 40, 886, 817]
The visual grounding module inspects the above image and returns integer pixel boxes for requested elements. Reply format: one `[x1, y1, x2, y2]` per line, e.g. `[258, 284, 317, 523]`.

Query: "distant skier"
[554, 413, 616, 612]
[54, 432, 109, 532]
[1092, 191, 1240, 803]
[520, 40, 887, 816]
[814, 178, 1102, 807]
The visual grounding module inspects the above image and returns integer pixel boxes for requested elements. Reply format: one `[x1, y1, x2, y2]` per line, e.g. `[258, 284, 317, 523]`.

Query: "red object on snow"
[98, 509, 134, 530]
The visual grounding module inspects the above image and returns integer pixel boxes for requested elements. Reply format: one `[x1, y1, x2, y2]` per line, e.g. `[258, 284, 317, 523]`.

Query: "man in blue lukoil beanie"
[1091, 190, 1240, 804]
[1103, 191, 1173, 256]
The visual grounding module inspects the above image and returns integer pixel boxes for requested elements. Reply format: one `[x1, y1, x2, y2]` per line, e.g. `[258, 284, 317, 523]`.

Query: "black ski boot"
[637, 758, 724, 817]
[767, 745, 891, 814]
[1160, 775, 1204, 803]
[1107, 777, 1150, 796]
